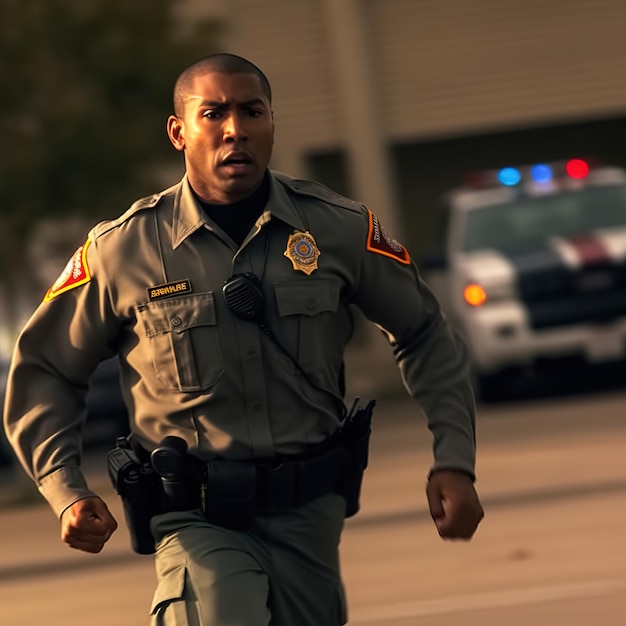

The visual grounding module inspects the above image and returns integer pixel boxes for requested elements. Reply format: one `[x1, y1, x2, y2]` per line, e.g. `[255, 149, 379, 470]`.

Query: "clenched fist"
[426, 470, 484, 540]
[61, 497, 118, 553]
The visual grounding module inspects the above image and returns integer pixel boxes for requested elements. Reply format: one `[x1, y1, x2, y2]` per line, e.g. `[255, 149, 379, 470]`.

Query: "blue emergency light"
[530, 164, 553, 183]
[497, 167, 522, 186]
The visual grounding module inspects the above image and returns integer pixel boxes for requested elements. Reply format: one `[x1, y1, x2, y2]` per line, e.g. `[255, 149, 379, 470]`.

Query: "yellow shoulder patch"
[43, 239, 92, 302]
[366, 210, 411, 264]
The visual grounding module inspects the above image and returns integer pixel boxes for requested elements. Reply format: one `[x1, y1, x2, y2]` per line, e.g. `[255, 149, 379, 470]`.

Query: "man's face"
[167, 71, 274, 204]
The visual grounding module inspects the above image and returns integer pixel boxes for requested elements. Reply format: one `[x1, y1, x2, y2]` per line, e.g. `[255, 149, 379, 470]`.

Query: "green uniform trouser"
[149, 493, 348, 626]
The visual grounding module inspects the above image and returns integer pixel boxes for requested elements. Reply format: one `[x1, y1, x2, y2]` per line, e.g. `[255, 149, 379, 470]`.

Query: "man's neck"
[194, 172, 271, 246]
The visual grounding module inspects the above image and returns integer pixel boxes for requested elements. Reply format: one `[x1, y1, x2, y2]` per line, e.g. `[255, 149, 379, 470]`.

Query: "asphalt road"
[1, 383, 625, 625]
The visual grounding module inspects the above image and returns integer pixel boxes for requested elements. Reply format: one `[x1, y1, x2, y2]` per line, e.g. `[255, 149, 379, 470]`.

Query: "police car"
[421, 158, 626, 399]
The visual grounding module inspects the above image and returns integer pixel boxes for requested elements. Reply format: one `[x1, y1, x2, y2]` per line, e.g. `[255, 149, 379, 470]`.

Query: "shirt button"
[306, 300, 317, 312]
[247, 347, 256, 356]
[235, 257, 243, 264]
[171, 316, 182, 327]
[253, 403, 262, 411]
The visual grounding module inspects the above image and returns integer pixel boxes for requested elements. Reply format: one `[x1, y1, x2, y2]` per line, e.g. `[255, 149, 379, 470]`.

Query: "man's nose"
[223, 114, 248, 142]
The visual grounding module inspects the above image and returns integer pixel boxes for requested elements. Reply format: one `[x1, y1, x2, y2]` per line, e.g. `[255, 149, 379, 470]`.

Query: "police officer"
[3, 53, 484, 625]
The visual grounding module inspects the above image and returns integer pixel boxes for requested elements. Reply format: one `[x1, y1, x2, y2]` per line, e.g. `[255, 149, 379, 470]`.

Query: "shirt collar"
[264, 172, 308, 231]
[171, 171, 308, 249]
[172, 174, 207, 249]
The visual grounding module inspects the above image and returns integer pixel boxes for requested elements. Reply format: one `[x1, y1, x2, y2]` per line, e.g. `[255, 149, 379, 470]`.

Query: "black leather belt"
[183, 438, 351, 529]
[254, 443, 349, 510]
[147, 434, 351, 530]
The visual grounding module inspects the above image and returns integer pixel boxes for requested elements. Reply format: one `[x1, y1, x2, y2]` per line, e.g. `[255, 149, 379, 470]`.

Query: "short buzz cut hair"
[173, 53, 272, 117]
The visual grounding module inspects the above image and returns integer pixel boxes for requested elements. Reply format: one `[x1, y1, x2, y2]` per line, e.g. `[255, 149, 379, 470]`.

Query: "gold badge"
[284, 231, 320, 275]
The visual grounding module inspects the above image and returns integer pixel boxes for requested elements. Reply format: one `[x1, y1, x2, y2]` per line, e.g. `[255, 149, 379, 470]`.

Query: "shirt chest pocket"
[137, 292, 224, 392]
[273, 279, 340, 372]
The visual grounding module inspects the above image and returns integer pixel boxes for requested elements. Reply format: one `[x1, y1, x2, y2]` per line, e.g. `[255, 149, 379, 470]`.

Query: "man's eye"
[203, 111, 221, 119]
[245, 110, 263, 118]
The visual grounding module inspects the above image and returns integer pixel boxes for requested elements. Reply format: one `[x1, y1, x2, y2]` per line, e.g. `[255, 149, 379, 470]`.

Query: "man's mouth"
[221, 152, 254, 171]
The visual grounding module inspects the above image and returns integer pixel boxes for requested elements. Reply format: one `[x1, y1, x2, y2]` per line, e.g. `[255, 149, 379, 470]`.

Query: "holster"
[338, 398, 376, 517]
[107, 436, 162, 555]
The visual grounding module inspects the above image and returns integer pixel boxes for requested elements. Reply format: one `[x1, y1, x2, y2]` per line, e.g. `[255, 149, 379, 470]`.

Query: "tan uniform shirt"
[3, 172, 476, 517]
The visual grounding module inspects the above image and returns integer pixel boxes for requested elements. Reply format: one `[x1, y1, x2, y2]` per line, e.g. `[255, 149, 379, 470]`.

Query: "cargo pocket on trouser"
[150, 565, 200, 626]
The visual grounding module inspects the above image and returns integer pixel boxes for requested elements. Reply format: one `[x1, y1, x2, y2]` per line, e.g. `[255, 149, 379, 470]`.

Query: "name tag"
[147, 279, 192, 301]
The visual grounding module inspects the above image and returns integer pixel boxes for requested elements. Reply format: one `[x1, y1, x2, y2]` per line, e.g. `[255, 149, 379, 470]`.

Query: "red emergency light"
[565, 159, 590, 179]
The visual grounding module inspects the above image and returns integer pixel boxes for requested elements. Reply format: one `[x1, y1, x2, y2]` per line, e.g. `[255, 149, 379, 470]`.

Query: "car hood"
[457, 227, 626, 285]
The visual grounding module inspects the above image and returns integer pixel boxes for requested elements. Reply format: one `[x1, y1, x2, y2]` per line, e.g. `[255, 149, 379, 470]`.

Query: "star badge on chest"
[284, 230, 320, 275]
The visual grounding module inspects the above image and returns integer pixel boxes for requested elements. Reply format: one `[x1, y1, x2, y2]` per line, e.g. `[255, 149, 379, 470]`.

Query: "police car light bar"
[465, 158, 592, 189]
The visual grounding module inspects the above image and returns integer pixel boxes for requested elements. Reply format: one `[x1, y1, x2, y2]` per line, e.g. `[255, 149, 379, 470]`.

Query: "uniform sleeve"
[2, 234, 121, 516]
[351, 209, 477, 479]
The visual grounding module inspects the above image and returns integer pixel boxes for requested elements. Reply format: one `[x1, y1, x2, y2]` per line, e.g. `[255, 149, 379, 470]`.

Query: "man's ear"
[167, 115, 185, 151]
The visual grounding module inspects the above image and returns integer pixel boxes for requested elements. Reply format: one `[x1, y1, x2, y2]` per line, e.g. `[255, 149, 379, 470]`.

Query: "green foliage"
[0, 0, 221, 225]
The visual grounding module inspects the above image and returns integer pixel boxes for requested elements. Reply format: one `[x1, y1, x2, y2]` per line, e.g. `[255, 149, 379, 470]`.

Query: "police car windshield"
[463, 184, 626, 254]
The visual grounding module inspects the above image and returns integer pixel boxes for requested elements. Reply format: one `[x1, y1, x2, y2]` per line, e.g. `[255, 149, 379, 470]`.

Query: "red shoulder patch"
[366, 210, 410, 264]
[43, 239, 92, 302]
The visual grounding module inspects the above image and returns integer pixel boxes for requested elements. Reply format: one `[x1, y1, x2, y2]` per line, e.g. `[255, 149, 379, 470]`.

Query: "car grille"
[517, 261, 626, 329]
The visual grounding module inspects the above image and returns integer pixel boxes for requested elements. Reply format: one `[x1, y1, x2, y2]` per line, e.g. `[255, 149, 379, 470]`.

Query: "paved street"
[1, 385, 626, 625]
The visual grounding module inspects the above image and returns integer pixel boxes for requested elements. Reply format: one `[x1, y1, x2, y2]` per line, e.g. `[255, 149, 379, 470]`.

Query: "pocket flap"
[150, 564, 187, 615]
[274, 279, 339, 317]
[139, 293, 217, 336]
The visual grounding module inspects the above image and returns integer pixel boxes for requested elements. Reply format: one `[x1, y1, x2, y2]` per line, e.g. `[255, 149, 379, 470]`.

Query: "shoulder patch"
[366, 210, 411, 264]
[43, 239, 92, 302]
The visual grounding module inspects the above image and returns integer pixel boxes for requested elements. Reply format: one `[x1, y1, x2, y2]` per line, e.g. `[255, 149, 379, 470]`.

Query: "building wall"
[188, 0, 626, 157]
[367, 0, 626, 140]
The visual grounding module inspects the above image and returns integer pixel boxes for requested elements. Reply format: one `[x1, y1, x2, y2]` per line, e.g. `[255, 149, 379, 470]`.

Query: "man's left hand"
[426, 470, 484, 540]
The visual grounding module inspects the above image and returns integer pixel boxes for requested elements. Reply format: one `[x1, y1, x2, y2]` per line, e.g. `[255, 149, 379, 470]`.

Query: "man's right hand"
[60, 497, 118, 553]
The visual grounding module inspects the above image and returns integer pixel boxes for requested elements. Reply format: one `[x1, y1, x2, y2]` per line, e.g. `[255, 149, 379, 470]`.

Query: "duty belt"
[254, 443, 350, 510]
[157, 436, 352, 529]
[110, 399, 372, 552]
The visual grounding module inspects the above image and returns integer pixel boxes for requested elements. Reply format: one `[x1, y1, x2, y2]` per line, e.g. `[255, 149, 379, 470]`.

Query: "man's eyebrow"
[198, 98, 267, 108]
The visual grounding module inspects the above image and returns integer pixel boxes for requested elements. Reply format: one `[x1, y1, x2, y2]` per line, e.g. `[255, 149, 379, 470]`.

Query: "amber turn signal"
[463, 283, 487, 306]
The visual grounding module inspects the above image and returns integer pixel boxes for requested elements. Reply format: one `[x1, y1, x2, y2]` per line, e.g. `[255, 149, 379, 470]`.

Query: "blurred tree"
[0, 0, 221, 343]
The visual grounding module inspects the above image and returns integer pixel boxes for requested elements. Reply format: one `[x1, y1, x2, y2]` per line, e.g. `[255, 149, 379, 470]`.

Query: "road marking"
[349, 579, 624, 622]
